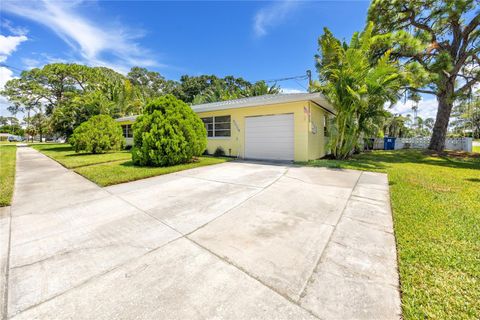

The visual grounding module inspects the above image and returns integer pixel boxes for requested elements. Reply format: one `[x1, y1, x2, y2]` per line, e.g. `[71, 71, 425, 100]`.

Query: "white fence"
[394, 137, 472, 152]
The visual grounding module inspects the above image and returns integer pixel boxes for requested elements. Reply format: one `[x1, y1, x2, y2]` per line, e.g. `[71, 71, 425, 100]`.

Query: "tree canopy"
[1, 64, 281, 138]
[368, 0, 479, 150]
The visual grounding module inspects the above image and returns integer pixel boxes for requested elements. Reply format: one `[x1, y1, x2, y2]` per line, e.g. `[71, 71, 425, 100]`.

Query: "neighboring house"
[116, 92, 335, 161]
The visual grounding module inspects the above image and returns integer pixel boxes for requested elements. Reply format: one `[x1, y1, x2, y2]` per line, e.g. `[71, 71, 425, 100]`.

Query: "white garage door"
[245, 114, 294, 161]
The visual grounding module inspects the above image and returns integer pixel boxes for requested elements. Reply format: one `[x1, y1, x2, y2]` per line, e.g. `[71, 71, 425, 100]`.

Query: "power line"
[262, 74, 308, 83]
[0, 63, 23, 72]
[294, 78, 308, 91]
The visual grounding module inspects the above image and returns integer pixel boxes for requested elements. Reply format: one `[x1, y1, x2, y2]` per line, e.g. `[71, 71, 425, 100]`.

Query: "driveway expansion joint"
[8, 148, 400, 319]
[175, 173, 264, 189]
[8, 235, 183, 319]
[185, 236, 322, 320]
[183, 166, 289, 237]
[297, 171, 364, 302]
[99, 166, 322, 318]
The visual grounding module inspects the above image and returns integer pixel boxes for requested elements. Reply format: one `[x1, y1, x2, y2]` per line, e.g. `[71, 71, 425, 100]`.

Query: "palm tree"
[424, 118, 435, 133]
[384, 113, 411, 137]
[313, 22, 403, 159]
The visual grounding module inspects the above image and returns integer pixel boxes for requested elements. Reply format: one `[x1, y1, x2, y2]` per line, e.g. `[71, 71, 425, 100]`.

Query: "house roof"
[191, 92, 335, 114]
[116, 115, 138, 122]
[115, 92, 335, 123]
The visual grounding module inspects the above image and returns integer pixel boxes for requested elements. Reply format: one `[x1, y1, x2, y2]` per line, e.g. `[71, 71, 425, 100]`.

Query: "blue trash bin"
[384, 137, 396, 150]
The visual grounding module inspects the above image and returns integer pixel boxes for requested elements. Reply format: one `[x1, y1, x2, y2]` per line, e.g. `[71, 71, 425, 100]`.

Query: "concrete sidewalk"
[1, 147, 401, 319]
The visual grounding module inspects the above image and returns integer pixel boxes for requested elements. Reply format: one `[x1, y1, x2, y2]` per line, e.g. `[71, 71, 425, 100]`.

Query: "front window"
[202, 116, 231, 137]
[122, 124, 133, 138]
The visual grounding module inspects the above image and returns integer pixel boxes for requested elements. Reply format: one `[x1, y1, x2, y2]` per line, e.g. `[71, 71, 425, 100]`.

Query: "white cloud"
[254, 0, 298, 37]
[0, 34, 28, 62]
[0, 21, 28, 116]
[2, 0, 159, 73]
[0, 66, 14, 89]
[1, 19, 28, 36]
[281, 87, 305, 94]
[21, 58, 41, 70]
[388, 97, 438, 120]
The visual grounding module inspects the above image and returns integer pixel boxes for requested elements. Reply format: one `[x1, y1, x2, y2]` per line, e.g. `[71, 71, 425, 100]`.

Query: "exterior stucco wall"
[118, 99, 333, 161]
[307, 102, 330, 160]
[196, 101, 311, 161]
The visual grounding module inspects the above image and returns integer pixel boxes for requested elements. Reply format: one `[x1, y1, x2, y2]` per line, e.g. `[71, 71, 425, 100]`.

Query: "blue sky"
[0, 0, 437, 118]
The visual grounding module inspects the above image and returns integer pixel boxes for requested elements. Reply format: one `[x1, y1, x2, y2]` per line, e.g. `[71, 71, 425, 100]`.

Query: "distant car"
[7, 135, 24, 142]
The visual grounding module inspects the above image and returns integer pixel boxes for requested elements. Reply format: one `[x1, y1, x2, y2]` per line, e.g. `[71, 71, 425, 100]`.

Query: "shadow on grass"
[34, 144, 128, 157]
[118, 158, 203, 168]
[39, 145, 73, 153]
[120, 161, 135, 167]
[307, 150, 480, 171]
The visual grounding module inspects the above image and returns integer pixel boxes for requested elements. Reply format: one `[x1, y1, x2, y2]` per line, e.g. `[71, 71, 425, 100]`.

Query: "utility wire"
[0, 63, 23, 72]
[262, 74, 308, 83]
[294, 78, 308, 91]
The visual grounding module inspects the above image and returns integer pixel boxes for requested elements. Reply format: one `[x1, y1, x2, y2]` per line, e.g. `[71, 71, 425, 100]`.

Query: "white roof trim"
[115, 93, 335, 123]
[116, 115, 138, 122]
[191, 92, 335, 114]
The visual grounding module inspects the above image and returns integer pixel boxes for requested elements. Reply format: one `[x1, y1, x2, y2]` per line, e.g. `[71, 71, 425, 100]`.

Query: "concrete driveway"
[1, 147, 401, 319]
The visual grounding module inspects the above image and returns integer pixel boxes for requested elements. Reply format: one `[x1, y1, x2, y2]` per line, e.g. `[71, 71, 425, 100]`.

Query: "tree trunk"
[428, 94, 453, 151]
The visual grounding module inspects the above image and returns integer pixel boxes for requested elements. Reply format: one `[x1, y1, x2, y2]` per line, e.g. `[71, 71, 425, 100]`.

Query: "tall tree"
[31, 111, 49, 142]
[314, 23, 403, 159]
[368, 0, 480, 151]
[384, 113, 413, 137]
[127, 67, 175, 99]
[450, 89, 480, 137]
[172, 74, 280, 104]
[424, 117, 435, 132]
[1, 63, 140, 137]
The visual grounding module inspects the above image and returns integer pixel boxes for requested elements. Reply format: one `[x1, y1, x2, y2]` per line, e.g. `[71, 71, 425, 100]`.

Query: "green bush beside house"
[70, 115, 124, 154]
[132, 95, 207, 167]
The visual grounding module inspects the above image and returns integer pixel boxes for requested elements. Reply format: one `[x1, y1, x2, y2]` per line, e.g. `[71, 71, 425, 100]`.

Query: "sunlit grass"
[31, 143, 131, 168]
[33, 143, 228, 187]
[0, 144, 16, 206]
[304, 150, 480, 319]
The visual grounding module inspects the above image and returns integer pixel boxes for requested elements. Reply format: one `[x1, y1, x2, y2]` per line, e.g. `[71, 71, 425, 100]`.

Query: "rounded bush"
[132, 95, 207, 166]
[70, 115, 124, 154]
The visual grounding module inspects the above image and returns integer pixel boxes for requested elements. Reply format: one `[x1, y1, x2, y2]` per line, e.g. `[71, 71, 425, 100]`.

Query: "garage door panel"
[245, 114, 294, 161]
[246, 137, 294, 142]
[246, 121, 293, 127]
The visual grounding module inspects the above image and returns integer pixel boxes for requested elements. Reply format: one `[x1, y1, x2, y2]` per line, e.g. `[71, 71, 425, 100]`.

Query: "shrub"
[70, 115, 124, 154]
[213, 146, 225, 157]
[131, 95, 207, 166]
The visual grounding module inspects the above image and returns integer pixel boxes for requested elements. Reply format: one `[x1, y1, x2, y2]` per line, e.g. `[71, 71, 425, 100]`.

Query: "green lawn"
[75, 157, 227, 186]
[33, 143, 228, 187]
[32, 143, 131, 168]
[0, 144, 17, 206]
[303, 150, 480, 319]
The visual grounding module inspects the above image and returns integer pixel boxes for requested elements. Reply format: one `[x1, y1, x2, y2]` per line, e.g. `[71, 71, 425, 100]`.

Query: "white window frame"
[122, 124, 133, 138]
[202, 116, 231, 138]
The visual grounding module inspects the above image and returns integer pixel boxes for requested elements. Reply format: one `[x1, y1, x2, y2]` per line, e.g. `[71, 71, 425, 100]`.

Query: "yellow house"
[116, 93, 335, 162]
